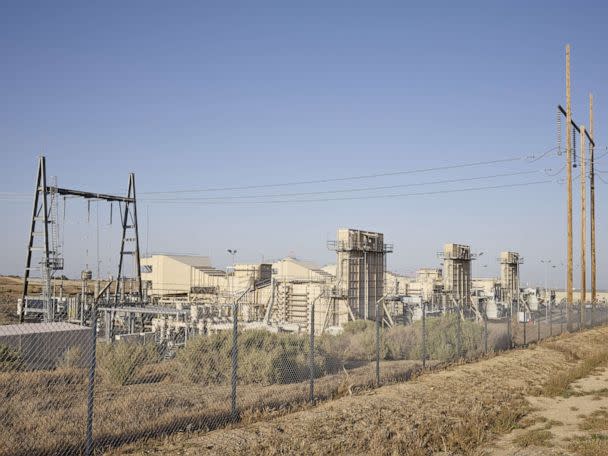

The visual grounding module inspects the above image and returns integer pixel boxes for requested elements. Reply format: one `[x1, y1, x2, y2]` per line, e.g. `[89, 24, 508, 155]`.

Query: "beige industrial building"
[136, 234, 535, 342]
[500, 251, 523, 304]
[330, 228, 392, 321]
[410, 268, 443, 301]
[141, 254, 213, 296]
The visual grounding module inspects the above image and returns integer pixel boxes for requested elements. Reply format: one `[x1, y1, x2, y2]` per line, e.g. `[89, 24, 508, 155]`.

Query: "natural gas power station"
[14, 156, 561, 351]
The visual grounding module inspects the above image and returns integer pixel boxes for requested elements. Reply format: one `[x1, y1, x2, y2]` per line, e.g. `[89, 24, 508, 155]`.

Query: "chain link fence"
[1, 300, 607, 455]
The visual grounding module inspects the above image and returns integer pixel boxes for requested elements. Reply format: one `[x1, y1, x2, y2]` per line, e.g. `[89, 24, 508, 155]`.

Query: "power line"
[596, 173, 608, 185]
[525, 146, 559, 163]
[140, 156, 528, 195]
[143, 179, 552, 206]
[0, 145, 565, 200]
[141, 170, 543, 202]
[544, 165, 566, 177]
[0, 145, 571, 203]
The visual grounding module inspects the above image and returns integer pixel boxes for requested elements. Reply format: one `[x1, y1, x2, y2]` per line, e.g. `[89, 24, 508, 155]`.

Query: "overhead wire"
[140, 156, 530, 195]
[0, 144, 593, 205]
[141, 170, 543, 202]
[596, 173, 608, 185]
[524, 146, 559, 163]
[143, 180, 553, 206]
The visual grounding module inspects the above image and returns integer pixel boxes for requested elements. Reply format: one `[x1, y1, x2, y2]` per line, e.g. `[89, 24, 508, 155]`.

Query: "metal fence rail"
[0, 302, 607, 455]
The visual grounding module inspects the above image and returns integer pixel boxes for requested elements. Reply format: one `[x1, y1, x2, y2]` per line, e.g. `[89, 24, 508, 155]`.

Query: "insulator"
[557, 107, 562, 156]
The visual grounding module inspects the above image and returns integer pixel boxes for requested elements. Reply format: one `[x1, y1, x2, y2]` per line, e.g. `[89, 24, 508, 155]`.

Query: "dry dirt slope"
[111, 327, 608, 456]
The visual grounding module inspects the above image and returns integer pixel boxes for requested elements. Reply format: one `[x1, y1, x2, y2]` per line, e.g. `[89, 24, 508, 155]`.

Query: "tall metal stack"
[500, 251, 522, 306]
[329, 228, 393, 321]
[441, 243, 472, 310]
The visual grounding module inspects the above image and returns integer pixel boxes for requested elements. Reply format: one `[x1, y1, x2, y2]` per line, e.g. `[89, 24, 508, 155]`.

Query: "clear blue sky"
[1, 1, 607, 289]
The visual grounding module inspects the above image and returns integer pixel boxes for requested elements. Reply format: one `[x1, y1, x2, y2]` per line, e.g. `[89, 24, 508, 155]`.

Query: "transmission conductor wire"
[143, 180, 553, 206]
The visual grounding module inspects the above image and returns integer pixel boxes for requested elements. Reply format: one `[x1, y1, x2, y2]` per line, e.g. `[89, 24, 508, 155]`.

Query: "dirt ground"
[108, 327, 608, 456]
[484, 365, 608, 455]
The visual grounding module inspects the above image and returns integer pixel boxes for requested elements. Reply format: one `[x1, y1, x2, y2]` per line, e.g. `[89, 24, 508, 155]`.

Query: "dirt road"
[110, 327, 608, 456]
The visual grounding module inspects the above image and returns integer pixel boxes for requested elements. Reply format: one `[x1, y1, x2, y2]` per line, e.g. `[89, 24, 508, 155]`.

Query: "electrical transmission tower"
[20, 156, 143, 322]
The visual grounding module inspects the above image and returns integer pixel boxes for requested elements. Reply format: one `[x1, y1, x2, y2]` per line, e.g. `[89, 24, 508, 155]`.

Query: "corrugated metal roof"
[164, 255, 211, 267]
[0, 322, 89, 336]
[143, 254, 211, 268]
[278, 257, 334, 278]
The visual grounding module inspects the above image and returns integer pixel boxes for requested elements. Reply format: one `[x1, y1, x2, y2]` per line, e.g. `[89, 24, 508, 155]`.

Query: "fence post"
[231, 300, 238, 421]
[537, 313, 541, 342]
[455, 302, 462, 360]
[422, 301, 426, 368]
[483, 315, 488, 355]
[309, 300, 315, 404]
[375, 299, 380, 387]
[560, 304, 564, 334]
[507, 303, 512, 349]
[85, 305, 97, 456]
[549, 301, 553, 337]
[523, 312, 527, 345]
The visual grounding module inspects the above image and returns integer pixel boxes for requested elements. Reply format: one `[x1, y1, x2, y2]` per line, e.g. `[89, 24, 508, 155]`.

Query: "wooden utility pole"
[590, 94, 597, 305]
[580, 125, 586, 326]
[566, 44, 573, 330]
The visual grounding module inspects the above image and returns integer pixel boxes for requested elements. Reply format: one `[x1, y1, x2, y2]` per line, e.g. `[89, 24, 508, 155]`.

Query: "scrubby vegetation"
[513, 429, 554, 448]
[319, 315, 487, 365]
[177, 330, 339, 385]
[97, 340, 158, 386]
[176, 315, 495, 387]
[0, 343, 22, 372]
[55, 346, 85, 370]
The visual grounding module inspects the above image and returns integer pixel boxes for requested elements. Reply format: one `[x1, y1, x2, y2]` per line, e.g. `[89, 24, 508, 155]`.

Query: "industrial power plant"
[10, 157, 557, 356]
[2, 23, 607, 455]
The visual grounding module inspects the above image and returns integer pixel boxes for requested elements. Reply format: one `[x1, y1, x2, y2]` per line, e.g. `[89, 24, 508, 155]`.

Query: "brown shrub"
[97, 341, 158, 386]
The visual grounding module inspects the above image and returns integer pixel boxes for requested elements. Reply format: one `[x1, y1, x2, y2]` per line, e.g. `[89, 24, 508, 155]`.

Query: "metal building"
[0, 322, 92, 370]
[500, 251, 523, 305]
[329, 228, 393, 321]
[441, 243, 472, 309]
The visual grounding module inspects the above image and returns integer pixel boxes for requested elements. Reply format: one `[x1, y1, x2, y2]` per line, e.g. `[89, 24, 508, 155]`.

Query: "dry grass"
[539, 350, 608, 397]
[0, 351, 425, 456]
[107, 326, 608, 456]
[3, 325, 606, 456]
[108, 329, 608, 455]
[513, 428, 554, 448]
[580, 410, 608, 433]
[568, 434, 608, 456]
